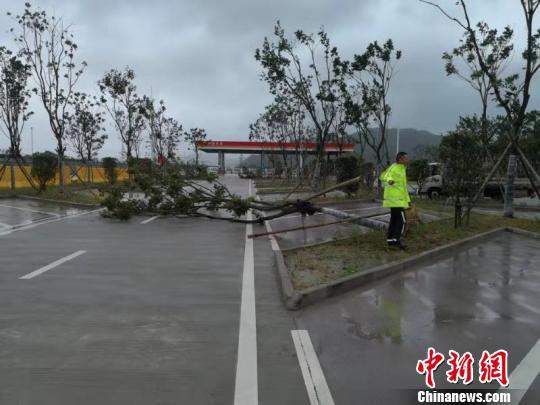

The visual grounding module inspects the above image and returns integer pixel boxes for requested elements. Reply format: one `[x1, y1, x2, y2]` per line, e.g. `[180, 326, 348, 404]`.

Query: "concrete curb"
[274, 226, 539, 310]
[16, 194, 100, 208]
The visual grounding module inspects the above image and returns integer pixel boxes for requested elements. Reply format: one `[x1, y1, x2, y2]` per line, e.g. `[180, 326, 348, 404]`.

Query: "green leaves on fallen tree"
[101, 163, 260, 221]
[100, 161, 344, 224]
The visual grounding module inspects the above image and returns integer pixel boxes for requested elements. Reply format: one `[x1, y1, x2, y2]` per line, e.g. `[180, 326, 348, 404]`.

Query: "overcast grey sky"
[0, 0, 537, 159]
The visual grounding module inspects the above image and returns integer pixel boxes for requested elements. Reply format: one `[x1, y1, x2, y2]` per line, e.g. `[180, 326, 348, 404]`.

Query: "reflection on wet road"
[0, 198, 88, 228]
[295, 232, 540, 404]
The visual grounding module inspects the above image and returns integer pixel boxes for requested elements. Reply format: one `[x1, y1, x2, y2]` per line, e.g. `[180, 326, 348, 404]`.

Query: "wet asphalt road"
[294, 232, 540, 404]
[0, 179, 306, 404]
[1, 177, 539, 404]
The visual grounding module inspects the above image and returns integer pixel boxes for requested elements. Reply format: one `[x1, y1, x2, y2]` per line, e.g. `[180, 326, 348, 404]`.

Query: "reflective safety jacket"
[380, 163, 411, 208]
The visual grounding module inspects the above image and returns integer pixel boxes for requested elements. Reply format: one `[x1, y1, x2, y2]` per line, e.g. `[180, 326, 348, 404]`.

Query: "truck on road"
[418, 162, 534, 199]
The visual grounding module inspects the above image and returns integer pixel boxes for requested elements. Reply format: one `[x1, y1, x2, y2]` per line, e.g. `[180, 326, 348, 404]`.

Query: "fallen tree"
[101, 164, 364, 224]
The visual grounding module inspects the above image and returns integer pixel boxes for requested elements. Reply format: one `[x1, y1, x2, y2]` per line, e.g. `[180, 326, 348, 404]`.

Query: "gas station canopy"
[195, 141, 355, 154]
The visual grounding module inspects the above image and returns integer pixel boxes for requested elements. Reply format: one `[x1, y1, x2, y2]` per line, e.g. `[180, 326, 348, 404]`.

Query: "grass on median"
[284, 212, 540, 291]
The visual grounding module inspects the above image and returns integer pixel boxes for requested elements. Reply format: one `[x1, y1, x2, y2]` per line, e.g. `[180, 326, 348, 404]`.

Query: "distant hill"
[238, 128, 442, 167]
[359, 128, 442, 162]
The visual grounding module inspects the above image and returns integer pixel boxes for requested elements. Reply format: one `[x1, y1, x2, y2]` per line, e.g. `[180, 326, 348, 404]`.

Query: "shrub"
[408, 159, 430, 192]
[31, 151, 58, 191]
[335, 155, 361, 196]
[102, 157, 118, 185]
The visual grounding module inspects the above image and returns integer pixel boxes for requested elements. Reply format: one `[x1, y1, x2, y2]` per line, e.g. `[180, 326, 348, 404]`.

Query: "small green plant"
[335, 155, 360, 196]
[343, 263, 358, 275]
[408, 159, 430, 193]
[31, 151, 58, 192]
[102, 157, 118, 185]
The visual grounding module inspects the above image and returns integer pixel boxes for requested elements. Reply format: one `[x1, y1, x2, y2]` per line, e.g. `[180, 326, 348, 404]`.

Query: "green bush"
[335, 155, 361, 196]
[102, 157, 118, 185]
[31, 151, 58, 192]
[408, 159, 430, 191]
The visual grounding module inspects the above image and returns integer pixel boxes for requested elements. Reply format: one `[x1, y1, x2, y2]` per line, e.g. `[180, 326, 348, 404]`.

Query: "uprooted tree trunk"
[101, 165, 366, 224]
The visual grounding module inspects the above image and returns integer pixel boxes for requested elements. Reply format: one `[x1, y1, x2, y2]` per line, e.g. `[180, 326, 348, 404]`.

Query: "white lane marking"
[291, 330, 335, 405]
[19, 250, 87, 280]
[0, 203, 61, 217]
[0, 208, 104, 237]
[0, 222, 12, 231]
[501, 338, 540, 404]
[140, 215, 159, 224]
[234, 179, 258, 405]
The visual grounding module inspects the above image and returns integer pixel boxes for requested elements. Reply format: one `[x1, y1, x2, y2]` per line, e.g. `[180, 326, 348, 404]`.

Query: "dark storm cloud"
[0, 0, 536, 158]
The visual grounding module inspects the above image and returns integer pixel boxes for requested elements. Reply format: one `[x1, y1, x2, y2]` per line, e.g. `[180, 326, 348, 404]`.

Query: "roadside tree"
[11, 3, 87, 191]
[184, 127, 207, 166]
[439, 131, 484, 226]
[0, 46, 36, 189]
[422, 0, 540, 217]
[31, 151, 57, 191]
[255, 22, 348, 188]
[98, 67, 147, 162]
[66, 92, 107, 183]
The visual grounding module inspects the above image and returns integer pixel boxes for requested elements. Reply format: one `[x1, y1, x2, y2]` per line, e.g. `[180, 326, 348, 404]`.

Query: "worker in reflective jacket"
[380, 152, 411, 249]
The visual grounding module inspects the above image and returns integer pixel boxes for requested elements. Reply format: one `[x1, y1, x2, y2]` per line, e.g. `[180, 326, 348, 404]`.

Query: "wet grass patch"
[284, 212, 540, 290]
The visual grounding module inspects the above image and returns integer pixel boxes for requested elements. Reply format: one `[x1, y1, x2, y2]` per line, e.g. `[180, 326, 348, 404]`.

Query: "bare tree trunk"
[503, 153, 517, 218]
[15, 156, 38, 190]
[515, 145, 540, 197]
[311, 158, 322, 190]
[58, 155, 65, 191]
[87, 162, 92, 184]
[466, 142, 512, 212]
[10, 158, 16, 191]
[0, 160, 7, 185]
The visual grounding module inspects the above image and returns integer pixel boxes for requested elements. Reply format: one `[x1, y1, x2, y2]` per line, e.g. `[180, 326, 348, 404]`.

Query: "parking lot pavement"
[265, 200, 381, 250]
[0, 212, 247, 404]
[0, 177, 309, 405]
[0, 197, 88, 228]
[252, 229, 309, 404]
[294, 232, 540, 404]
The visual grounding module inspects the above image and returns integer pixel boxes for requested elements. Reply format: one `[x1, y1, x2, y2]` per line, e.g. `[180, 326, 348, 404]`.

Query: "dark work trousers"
[387, 207, 406, 245]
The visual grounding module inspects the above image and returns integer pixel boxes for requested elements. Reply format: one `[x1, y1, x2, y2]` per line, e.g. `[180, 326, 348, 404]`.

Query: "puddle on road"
[0, 198, 88, 227]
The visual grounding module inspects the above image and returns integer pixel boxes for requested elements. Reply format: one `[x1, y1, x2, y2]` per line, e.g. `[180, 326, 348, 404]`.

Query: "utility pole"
[30, 126, 34, 156]
[396, 127, 400, 155]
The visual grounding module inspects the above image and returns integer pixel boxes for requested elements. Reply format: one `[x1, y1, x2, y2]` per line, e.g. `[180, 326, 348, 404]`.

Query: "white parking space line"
[511, 297, 540, 316]
[501, 339, 540, 405]
[404, 282, 434, 308]
[291, 330, 335, 405]
[0, 203, 62, 217]
[19, 250, 87, 280]
[234, 180, 258, 405]
[0, 208, 104, 237]
[140, 215, 159, 224]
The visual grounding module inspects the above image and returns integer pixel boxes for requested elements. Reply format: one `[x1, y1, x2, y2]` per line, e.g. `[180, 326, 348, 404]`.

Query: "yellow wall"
[0, 164, 129, 189]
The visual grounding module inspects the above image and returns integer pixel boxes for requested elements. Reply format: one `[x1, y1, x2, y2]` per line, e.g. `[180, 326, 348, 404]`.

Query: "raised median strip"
[273, 227, 538, 310]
